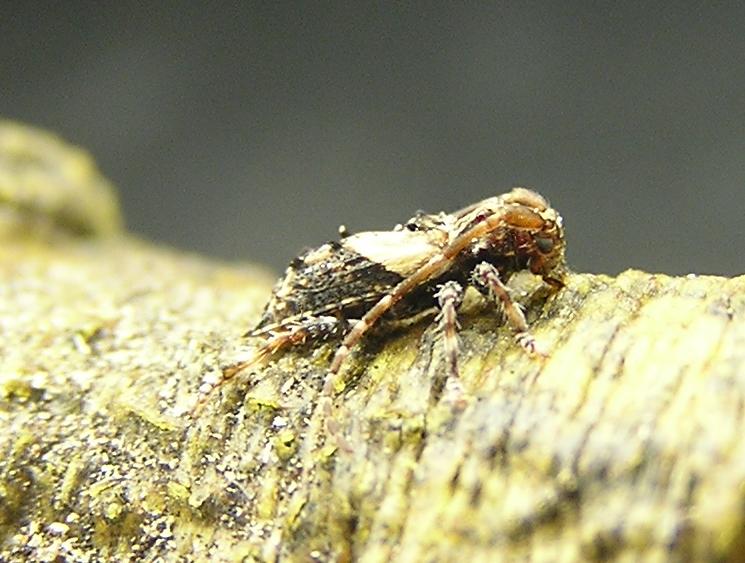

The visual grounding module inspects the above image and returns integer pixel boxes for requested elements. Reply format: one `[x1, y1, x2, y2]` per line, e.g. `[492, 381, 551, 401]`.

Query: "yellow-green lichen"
[0, 120, 123, 238]
[1, 121, 745, 561]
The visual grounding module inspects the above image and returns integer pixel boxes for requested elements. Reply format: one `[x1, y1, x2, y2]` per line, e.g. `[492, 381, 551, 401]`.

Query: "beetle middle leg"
[435, 280, 465, 380]
[434, 280, 471, 406]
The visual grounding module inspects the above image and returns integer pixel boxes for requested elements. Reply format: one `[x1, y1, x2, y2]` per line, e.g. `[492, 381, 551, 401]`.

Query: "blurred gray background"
[2, 4, 743, 276]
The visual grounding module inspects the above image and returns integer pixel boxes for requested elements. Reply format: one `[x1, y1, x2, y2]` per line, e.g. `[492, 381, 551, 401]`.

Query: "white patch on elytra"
[343, 230, 445, 276]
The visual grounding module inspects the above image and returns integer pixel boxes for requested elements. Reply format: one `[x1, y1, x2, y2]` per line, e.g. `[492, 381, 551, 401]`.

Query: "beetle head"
[500, 188, 567, 288]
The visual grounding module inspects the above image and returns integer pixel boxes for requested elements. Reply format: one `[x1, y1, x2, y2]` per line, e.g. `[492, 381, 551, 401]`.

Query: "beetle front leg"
[472, 262, 541, 355]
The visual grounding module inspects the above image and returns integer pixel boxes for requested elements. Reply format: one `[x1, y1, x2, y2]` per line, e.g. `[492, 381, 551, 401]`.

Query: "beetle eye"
[535, 236, 554, 253]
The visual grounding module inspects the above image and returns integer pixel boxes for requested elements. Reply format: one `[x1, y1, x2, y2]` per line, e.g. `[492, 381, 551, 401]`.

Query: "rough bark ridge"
[1, 121, 744, 562]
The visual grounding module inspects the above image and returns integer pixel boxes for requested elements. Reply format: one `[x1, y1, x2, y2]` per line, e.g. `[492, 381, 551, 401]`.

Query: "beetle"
[196, 187, 566, 409]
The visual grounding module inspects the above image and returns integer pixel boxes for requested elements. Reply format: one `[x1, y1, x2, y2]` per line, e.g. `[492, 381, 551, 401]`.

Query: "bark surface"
[1, 121, 744, 562]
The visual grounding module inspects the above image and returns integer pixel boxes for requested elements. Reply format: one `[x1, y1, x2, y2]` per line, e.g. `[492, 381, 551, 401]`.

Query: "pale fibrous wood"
[1, 121, 744, 562]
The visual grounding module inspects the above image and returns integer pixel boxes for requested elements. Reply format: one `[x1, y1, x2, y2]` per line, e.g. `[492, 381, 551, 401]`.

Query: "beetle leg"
[435, 281, 465, 380]
[192, 315, 341, 416]
[472, 262, 541, 355]
[326, 195, 545, 377]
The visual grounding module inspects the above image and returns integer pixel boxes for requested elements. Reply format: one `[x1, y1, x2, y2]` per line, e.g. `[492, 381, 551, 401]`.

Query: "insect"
[196, 187, 566, 410]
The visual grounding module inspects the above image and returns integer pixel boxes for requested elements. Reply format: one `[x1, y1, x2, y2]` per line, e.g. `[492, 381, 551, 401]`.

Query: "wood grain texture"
[1, 121, 743, 562]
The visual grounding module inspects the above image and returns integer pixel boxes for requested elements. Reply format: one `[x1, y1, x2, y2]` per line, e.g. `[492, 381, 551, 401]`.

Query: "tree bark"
[1, 120, 744, 562]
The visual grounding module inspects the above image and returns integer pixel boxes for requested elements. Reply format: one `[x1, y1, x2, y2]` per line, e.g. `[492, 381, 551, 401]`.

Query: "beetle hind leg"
[192, 315, 343, 416]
